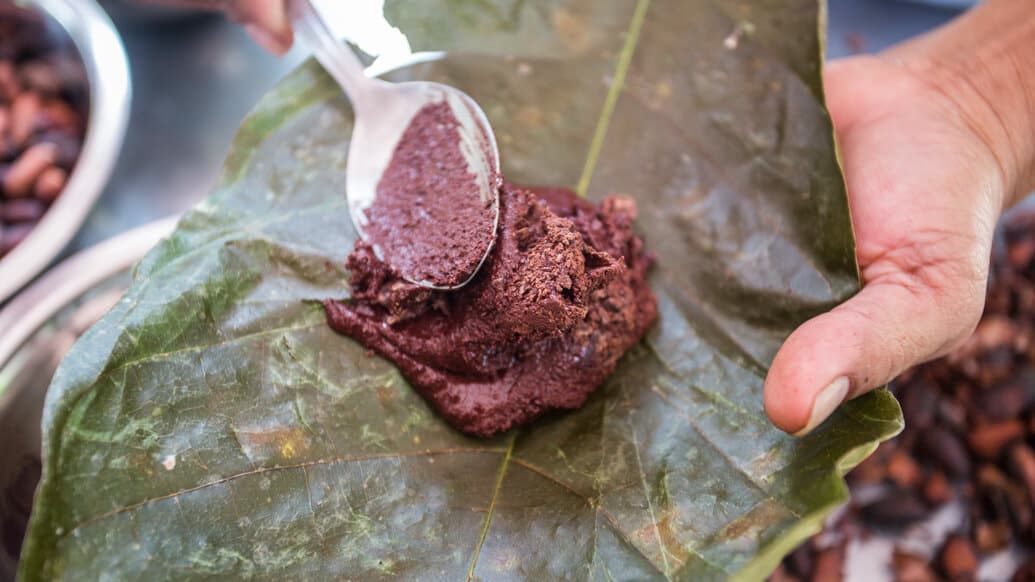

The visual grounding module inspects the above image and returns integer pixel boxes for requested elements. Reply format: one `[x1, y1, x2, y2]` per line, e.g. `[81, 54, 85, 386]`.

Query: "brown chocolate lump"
[325, 184, 657, 437]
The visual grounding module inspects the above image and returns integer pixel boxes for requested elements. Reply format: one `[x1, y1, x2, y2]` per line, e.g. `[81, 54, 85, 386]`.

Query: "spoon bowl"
[290, 0, 500, 289]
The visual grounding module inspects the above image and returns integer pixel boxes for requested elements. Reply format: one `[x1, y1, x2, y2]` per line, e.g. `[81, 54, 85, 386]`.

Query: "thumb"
[764, 274, 983, 436]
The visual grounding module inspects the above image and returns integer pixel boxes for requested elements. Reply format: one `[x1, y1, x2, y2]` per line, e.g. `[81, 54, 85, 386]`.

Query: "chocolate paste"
[364, 101, 497, 288]
[325, 184, 657, 437]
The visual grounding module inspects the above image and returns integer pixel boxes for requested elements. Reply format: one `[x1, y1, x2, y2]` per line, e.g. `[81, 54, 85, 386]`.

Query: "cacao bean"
[968, 420, 1025, 459]
[978, 374, 1035, 420]
[37, 98, 78, 132]
[18, 59, 60, 95]
[9, 91, 39, 146]
[1013, 556, 1035, 582]
[922, 470, 953, 506]
[4, 141, 55, 197]
[860, 490, 930, 527]
[920, 427, 971, 478]
[892, 550, 940, 582]
[767, 564, 800, 582]
[887, 450, 923, 489]
[979, 347, 1016, 387]
[0, 59, 17, 100]
[937, 534, 977, 582]
[974, 520, 1011, 553]
[1010, 236, 1035, 269]
[36, 128, 79, 169]
[1, 198, 43, 222]
[975, 316, 1015, 351]
[0, 221, 31, 254]
[1009, 444, 1035, 506]
[809, 544, 844, 582]
[937, 399, 968, 434]
[900, 380, 937, 430]
[786, 543, 813, 579]
[32, 164, 65, 202]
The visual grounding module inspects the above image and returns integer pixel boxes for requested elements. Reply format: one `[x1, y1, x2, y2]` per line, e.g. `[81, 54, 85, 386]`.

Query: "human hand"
[764, 0, 1035, 436]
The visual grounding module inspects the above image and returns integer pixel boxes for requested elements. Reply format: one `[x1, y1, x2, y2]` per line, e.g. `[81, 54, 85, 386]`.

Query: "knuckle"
[856, 227, 992, 364]
[862, 227, 989, 307]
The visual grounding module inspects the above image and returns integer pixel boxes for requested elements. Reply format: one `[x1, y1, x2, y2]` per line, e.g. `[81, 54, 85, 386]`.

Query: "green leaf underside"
[19, 1, 902, 581]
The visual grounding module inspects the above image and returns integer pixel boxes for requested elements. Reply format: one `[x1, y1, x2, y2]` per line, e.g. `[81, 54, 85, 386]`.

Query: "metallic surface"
[0, 217, 173, 580]
[61, 13, 305, 253]
[291, 0, 501, 289]
[0, 217, 175, 369]
[0, 0, 131, 303]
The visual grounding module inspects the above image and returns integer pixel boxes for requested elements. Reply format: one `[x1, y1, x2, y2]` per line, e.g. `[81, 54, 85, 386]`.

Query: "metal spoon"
[288, 0, 501, 290]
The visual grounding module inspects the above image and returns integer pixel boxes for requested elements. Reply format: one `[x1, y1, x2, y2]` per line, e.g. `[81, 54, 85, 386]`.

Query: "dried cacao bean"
[887, 450, 923, 489]
[1013, 556, 1035, 582]
[4, 141, 55, 197]
[18, 59, 60, 95]
[978, 375, 1035, 420]
[974, 520, 1011, 553]
[923, 471, 954, 506]
[9, 91, 39, 146]
[900, 380, 938, 430]
[968, 420, 1025, 459]
[920, 427, 971, 478]
[893, 550, 940, 582]
[0, 221, 31, 254]
[809, 544, 844, 582]
[860, 490, 930, 527]
[32, 165, 64, 202]
[1, 198, 43, 222]
[937, 534, 977, 582]
[1009, 444, 1035, 506]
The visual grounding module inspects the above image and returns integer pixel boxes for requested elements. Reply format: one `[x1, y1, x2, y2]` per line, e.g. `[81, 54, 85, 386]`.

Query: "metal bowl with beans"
[0, 217, 174, 578]
[0, 0, 130, 303]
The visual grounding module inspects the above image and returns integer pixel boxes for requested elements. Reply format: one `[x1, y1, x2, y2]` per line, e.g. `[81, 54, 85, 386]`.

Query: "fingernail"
[793, 377, 850, 437]
[244, 24, 290, 56]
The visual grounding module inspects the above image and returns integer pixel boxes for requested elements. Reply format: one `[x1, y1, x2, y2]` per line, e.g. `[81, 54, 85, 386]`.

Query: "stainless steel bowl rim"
[0, 217, 176, 369]
[0, 0, 132, 303]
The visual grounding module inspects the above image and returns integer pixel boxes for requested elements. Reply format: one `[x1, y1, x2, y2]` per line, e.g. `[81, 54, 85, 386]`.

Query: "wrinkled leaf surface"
[20, 1, 902, 580]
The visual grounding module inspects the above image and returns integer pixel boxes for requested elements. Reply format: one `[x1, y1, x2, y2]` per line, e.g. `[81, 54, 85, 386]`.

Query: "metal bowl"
[0, 0, 131, 303]
[0, 217, 174, 578]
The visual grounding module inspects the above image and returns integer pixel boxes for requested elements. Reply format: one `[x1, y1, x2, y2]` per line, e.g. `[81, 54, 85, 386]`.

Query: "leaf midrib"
[465, 434, 516, 581]
[57, 447, 506, 541]
[574, 0, 652, 198]
[463, 2, 656, 578]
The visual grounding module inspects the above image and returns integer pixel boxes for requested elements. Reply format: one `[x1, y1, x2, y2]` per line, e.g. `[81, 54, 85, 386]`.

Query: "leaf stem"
[575, 0, 652, 197]
[466, 434, 516, 581]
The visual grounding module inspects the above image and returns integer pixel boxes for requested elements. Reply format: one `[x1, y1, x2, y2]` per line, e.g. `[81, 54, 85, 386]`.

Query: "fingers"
[764, 275, 983, 436]
[231, 0, 293, 55]
[763, 55, 1005, 437]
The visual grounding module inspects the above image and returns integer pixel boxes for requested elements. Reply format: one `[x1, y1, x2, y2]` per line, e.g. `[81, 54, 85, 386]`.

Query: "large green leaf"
[19, 1, 902, 580]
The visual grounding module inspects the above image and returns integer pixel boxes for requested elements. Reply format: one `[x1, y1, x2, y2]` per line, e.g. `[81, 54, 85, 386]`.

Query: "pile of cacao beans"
[0, 5, 88, 258]
[772, 209, 1035, 581]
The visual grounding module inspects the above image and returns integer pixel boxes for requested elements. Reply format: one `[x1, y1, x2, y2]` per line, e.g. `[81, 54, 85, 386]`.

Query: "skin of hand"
[764, 0, 1035, 436]
[229, 0, 292, 55]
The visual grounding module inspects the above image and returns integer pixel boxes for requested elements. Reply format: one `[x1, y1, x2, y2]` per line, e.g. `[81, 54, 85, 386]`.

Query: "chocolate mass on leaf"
[325, 184, 657, 436]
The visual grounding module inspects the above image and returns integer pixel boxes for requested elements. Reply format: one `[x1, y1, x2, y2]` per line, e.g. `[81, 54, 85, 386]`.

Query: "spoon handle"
[288, 0, 372, 109]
